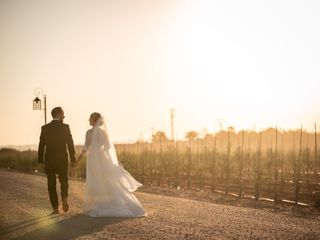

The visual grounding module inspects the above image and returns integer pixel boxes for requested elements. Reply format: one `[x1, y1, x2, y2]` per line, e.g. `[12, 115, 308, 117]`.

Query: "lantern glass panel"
[33, 97, 41, 110]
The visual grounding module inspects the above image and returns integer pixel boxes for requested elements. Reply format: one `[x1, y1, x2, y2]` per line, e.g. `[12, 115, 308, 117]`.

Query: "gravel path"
[0, 169, 319, 240]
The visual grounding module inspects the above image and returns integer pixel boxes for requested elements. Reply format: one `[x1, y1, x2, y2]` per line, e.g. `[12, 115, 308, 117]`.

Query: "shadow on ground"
[5, 214, 128, 240]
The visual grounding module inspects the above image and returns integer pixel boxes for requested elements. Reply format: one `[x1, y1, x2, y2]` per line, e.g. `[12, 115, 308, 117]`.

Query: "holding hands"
[71, 152, 84, 168]
[71, 161, 78, 168]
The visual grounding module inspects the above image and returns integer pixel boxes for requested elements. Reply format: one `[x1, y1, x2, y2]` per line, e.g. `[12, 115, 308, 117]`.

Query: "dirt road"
[0, 169, 319, 240]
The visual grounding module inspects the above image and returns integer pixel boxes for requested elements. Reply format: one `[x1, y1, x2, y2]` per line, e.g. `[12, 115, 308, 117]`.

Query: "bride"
[77, 112, 145, 217]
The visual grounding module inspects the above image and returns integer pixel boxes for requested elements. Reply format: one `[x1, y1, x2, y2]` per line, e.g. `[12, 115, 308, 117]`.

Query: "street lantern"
[33, 97, 41, 110]
[33, 88, 47, 124]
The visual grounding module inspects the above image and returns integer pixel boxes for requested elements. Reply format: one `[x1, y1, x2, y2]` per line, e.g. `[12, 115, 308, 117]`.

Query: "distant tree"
[152, 131, 169, 143]
[262, 127, 278, 136]
[203, 133, 215, 142]
[136, 139, 148, 144]
[0, 148, 19, 154]
[227, 126, 235, 133]
[185, 131, 199, 141]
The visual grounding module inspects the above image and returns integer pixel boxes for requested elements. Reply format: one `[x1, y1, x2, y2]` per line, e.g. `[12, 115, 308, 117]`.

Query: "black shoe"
[62, 199, 69, 212]
[51, 209, 59, 215]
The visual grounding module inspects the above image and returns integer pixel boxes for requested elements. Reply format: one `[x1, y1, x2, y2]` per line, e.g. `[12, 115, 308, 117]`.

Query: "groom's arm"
[66, 125, 76, 162]
[38, 126, 46, 164]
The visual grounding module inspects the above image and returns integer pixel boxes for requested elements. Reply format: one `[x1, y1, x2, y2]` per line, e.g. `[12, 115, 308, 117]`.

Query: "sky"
[0, 0, 320, 146]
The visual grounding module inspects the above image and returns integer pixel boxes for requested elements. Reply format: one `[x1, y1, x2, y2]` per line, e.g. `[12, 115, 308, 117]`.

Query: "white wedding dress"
[81, 117, 145, 217]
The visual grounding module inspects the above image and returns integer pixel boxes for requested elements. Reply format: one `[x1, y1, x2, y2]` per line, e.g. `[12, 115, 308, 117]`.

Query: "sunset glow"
[1, 0, 320, 146]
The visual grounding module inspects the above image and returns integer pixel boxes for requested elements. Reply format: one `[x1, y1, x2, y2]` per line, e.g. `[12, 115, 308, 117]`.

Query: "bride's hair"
[90, 112, 102, 123]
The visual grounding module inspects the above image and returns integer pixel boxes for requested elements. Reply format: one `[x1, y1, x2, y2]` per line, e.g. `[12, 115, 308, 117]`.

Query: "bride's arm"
[77, 130, 91, 162]
[77, 149, 86, 162]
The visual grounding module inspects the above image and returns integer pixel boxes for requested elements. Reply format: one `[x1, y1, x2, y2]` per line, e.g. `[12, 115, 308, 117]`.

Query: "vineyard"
[1, 127, 320, 207]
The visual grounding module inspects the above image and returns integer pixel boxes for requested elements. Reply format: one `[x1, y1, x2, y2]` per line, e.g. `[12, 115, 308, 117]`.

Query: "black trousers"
[47, 172, 68, 210]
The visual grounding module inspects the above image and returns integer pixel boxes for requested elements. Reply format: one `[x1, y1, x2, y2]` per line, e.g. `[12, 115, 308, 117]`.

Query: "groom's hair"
[51, 107, 63, 118]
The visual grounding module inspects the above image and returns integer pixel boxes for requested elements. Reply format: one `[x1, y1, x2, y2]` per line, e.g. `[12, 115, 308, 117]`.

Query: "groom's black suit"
[38, 120, 76, 210]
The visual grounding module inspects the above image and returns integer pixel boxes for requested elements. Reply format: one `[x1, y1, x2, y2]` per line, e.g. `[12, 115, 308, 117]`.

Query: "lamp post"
[33, 88, 47, 124]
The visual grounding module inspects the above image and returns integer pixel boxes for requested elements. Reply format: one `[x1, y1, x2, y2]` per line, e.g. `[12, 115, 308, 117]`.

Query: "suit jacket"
[38, 120, 76, 174]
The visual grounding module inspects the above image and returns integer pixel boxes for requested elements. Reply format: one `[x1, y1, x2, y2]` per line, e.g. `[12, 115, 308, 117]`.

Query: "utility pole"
[215, 119, 224, 132]
[170, 109, 176, 141]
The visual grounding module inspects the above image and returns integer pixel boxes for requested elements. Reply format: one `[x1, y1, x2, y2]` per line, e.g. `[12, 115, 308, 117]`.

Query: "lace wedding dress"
[81, 117, 145, 217]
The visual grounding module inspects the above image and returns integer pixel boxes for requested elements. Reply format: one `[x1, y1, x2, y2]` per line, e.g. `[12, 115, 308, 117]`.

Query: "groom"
[38, 107, 76, 214]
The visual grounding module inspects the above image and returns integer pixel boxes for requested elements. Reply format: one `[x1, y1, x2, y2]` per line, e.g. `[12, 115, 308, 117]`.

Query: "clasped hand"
[71, 160, 79, 168]
[71, 154, 83, 168]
